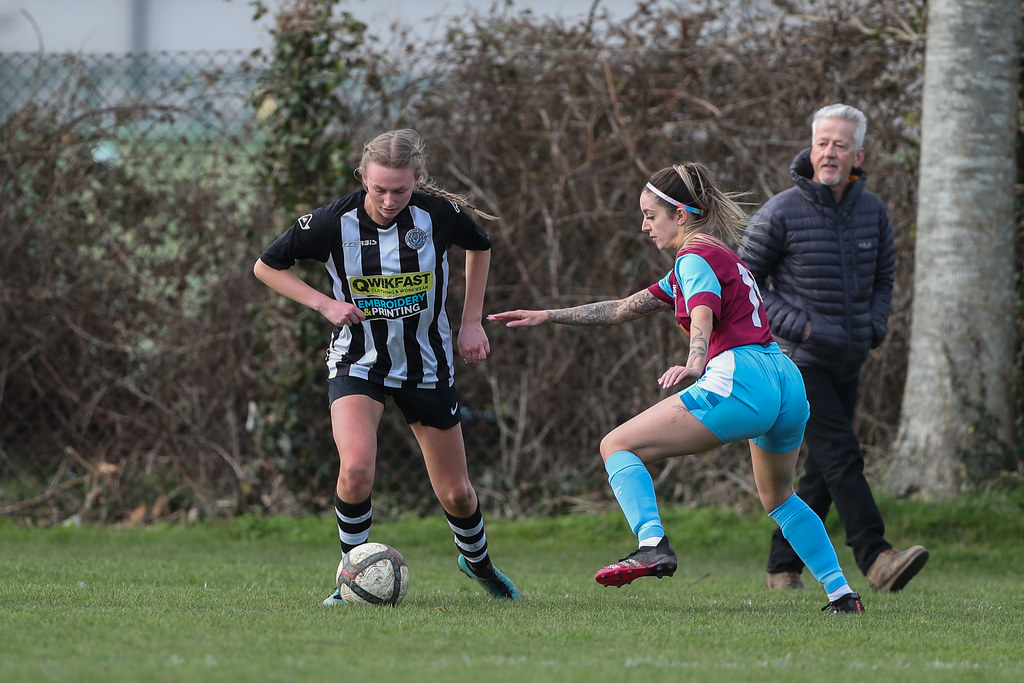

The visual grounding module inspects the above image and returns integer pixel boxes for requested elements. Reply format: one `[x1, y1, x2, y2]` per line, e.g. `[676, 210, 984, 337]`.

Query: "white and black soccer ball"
[336, 542, 410, 606]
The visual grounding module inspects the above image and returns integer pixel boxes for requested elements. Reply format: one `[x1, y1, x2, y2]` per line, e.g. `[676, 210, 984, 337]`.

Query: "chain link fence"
[1, 50, 256, 149]
[2, 0, 955, 524]
[0, 48, 535, 522]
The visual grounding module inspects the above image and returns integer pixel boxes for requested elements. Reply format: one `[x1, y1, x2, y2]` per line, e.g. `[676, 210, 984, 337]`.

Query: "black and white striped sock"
[445, 503, 491, 572]
[334, 493, 371, 556]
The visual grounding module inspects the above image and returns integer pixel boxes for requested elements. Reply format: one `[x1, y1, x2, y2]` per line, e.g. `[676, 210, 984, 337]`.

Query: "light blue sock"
[605, 450, 664, 542]
[769, 494, 847, 594]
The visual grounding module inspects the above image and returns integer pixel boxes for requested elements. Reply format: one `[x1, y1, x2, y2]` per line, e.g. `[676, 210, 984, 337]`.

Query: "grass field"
[2, 494, 1023, 682]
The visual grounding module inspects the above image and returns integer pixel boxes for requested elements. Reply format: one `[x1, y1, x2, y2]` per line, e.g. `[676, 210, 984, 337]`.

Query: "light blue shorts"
[677, 343, 809, 453]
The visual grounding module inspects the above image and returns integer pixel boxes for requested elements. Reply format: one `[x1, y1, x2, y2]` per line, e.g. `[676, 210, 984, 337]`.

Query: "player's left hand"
[657, 365, 701, 389]
[458, 322, 490, 365]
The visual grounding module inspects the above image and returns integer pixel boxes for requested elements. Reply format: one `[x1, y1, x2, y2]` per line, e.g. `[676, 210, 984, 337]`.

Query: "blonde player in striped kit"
[255, 129, 522, 604]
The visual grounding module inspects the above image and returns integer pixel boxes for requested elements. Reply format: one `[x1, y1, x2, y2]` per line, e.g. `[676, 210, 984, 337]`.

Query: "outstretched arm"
[488, 289, 670, 327]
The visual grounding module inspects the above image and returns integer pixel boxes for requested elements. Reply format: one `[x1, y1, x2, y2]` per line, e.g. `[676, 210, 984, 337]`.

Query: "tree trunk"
[887, 0, 1021, 498]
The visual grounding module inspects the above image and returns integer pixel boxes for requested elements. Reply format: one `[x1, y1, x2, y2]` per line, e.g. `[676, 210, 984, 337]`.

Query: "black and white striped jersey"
[260, 189, 492, 389]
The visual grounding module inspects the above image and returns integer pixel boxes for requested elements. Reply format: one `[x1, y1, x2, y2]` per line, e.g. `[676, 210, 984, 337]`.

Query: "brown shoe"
[766, 570, 804, 590]
[866, 546, 929, 592]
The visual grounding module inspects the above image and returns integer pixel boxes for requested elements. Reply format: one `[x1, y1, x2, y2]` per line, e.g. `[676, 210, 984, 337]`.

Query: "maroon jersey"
[648, 237, 773, 362]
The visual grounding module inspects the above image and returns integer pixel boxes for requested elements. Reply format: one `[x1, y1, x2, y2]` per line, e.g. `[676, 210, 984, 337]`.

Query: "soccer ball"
[336, 542, 410, 606]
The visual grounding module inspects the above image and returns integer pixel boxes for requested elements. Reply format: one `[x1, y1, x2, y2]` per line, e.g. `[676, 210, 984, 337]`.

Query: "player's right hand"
[321, 300, 366, 327]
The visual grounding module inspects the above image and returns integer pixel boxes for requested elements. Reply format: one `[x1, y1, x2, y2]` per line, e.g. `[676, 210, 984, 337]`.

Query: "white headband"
[645, 182, 704, 215]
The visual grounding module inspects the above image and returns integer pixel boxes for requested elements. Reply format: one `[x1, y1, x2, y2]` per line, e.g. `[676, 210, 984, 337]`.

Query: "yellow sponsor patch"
[350, 271, 434, 320]
[349, 272, 433, 298]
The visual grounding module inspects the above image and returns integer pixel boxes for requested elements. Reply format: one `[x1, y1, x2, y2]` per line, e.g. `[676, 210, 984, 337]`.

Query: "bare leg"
[751, 441, 853, 598]
[600, 393, 723, 464]
[598, 394, 722, 546]
[748, 441, 799, 513]
[413, 422, 523, 599]
[410, 422, 477, 517]
[330, 394, 385, 500]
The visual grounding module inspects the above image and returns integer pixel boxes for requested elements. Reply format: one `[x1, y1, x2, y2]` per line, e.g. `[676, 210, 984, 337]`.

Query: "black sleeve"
[452, 211, 492, 252]
[259, 197, 354, 269]
[419, 193, 491, 251]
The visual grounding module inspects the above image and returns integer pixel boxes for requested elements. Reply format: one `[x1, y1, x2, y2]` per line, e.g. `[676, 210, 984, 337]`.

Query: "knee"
[337, 458, 375, 500]
[599, 431, 628, 462]
[760, 490, 793, 514]
[436, 481, 476, 516]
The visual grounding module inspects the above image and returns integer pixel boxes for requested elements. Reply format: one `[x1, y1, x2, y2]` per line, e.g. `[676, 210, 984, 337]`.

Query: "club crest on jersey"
[405, 227, 427, 250]
[298, 213, 313, 230]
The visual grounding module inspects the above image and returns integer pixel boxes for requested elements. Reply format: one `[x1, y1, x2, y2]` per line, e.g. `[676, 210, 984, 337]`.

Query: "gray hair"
[812, 103, 867, 150]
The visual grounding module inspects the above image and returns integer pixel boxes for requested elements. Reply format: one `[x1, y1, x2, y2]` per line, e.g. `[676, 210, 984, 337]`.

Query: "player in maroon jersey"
[490, 162, 863, 613]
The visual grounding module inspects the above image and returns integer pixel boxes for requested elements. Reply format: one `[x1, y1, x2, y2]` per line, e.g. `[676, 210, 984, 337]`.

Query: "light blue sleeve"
[675, 254, 721, 311]
[655, 273, 673, 299]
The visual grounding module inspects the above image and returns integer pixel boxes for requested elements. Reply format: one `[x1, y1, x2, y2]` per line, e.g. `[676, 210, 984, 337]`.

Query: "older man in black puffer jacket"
[739, 103, 928, 594]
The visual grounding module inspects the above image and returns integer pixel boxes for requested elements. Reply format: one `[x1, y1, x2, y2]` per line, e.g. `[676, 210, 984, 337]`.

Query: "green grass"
[2, 495, 1023, 682]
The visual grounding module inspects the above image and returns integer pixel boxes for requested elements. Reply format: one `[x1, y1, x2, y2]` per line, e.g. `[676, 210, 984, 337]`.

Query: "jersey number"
[737, 263, 765, 328]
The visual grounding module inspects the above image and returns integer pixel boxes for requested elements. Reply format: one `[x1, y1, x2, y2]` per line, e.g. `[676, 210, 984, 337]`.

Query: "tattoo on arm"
[626, 290, 669, 317]
[547, 300, 620, 325]
[687, 328, 709, 368]
[547, 290, 670, 325]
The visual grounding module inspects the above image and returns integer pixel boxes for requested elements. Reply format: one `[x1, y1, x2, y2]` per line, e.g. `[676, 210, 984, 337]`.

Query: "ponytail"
[644, 162, 752, 247]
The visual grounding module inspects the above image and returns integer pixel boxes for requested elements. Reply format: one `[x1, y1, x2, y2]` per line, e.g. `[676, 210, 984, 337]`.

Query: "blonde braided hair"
[357, 129, 497, 220]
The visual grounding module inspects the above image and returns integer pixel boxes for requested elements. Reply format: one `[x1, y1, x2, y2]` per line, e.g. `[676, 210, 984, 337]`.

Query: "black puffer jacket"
[739, 149, 895, 381]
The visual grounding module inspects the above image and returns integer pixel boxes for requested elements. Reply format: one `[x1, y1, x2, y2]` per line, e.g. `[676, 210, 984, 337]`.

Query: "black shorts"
[328, 375, 462, 430]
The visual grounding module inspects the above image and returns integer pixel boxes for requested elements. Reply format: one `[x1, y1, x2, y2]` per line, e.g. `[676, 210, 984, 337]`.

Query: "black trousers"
[766, 366, 891, 576]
